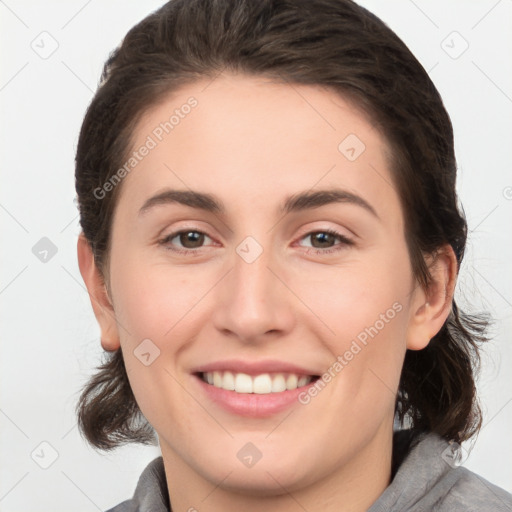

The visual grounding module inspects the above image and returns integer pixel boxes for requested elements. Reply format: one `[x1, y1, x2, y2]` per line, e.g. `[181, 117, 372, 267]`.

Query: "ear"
[406, 244, 458, 351]
[77, 232, 120, 351]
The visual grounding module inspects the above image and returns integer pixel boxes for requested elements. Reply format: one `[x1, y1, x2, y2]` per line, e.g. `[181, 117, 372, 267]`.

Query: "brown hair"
[75, 0, 489, 451]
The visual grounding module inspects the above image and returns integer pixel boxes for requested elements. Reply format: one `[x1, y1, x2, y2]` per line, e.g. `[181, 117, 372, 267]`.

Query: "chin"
[192, 444, 320, 496]
[209, 463, 312, 497]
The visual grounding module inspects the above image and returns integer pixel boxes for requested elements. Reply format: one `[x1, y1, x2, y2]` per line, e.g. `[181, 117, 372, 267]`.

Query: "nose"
[211, 237, 295, 344]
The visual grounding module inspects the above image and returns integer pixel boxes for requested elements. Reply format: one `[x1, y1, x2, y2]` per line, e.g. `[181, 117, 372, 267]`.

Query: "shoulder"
[104, 456, 170, 512]
[435, 465, 512, 512]
[105, 499, 135, 512]
[370, 430, 512, 512]
[410, 432, 512, 511]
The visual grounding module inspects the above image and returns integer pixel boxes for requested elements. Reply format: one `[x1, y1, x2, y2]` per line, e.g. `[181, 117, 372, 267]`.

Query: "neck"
[160, 422, 394, 512]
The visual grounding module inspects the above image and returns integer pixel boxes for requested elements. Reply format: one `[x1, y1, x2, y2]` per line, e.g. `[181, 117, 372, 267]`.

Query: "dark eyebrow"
[138, 188, 379, 220]
[282, 188, 379, 219]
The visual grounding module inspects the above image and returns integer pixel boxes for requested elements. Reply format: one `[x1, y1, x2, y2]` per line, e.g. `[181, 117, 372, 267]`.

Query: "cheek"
[304, 249, 411, 341]
[309, 246, 411, 397]
[111, 256, 202, 344]
[109, 259, 204, 432]
[109, 259, 202, 405]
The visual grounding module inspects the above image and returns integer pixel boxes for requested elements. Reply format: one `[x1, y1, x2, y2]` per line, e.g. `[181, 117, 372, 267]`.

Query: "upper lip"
[191, 359, 320, 377]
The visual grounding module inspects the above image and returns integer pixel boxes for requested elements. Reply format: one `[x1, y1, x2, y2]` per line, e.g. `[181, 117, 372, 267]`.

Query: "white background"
[1, 0, 511, 510]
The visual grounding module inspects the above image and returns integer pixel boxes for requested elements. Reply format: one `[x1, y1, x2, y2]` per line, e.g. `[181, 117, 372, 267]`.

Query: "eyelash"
[157, 227, 354, 256]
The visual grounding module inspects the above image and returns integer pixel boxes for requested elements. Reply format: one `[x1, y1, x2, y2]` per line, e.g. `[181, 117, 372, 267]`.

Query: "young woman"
[74, 0, 512, 510]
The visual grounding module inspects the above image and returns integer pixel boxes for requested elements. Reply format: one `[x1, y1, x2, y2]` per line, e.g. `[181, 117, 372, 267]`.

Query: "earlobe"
[406, 245, 457, 351]
[77, 233, 121, 352]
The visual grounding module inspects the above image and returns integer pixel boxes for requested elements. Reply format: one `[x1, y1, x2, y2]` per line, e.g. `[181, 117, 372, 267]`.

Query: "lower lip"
[193, 375, 316, 417]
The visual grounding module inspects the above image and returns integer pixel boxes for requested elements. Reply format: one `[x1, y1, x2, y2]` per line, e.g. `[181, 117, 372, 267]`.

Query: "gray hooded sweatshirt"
[105, 430, 512, 511]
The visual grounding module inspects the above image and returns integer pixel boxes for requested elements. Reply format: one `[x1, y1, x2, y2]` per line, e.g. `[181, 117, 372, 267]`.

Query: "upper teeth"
[202, 371, 313, 394]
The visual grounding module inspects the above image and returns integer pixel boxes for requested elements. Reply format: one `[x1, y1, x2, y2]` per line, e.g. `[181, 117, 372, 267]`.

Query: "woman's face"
[97, 73, 434, 497]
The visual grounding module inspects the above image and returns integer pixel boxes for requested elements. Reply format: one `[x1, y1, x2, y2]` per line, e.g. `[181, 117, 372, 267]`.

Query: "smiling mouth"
[197, 371, 320, 394]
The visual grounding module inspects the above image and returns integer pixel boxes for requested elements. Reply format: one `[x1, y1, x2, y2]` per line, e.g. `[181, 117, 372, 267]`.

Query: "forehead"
[116, 72, 402, 226]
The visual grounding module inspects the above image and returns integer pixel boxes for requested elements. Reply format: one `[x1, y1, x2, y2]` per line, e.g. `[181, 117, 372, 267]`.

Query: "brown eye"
[159, 229, 214, 254]
[298, 229, 353, 253]
[309, 232, 337, 248]
[176, 231, 205, 249]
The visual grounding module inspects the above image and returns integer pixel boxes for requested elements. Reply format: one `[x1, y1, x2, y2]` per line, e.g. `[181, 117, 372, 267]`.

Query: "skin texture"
[78, 73, 457, 512]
